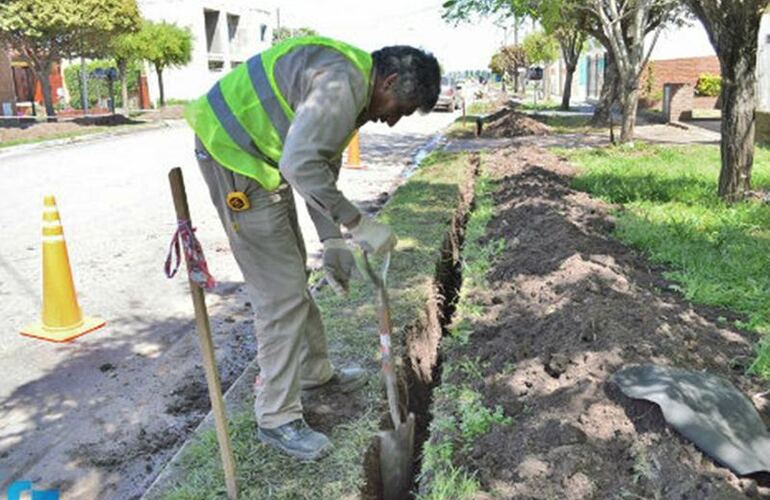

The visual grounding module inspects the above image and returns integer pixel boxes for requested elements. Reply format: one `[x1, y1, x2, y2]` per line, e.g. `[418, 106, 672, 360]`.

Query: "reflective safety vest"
[185, 36, 373, 190]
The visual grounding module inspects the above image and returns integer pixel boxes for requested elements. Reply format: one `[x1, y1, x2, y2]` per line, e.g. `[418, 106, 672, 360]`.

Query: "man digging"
[185, 36, 440, 460]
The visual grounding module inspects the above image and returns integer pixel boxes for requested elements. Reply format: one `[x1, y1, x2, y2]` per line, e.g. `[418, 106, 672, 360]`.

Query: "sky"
[272, 0, 513, 72]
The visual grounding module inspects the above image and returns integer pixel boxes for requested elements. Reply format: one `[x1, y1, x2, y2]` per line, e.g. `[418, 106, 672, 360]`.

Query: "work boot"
[257, 419, 332, 461]
[302, 367, 368, 397]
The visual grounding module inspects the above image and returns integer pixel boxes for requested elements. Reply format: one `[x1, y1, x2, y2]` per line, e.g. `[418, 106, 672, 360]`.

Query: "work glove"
[349, 216, 397, 257]
[322, 238, 356, 296]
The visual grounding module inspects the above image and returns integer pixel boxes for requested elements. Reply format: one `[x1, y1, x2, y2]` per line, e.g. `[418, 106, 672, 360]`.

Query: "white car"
[434, 76, 463, 111]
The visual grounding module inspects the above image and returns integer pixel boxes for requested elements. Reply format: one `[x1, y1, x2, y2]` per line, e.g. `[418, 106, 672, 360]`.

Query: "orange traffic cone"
[21, 195, 105, 342]
[343, 130, 365, 169]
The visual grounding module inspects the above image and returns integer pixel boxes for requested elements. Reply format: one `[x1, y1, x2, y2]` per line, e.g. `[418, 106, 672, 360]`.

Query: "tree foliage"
[489, 44, 527, 80]
[135, 20, 192, 107]
[108, 30, 145, 112]
[522, 30, 558, 64]
[442, 0, 536, 24]
[63, 59, 138, 109]
[272, 26, 318, 44]
[0, 0, 141, 117]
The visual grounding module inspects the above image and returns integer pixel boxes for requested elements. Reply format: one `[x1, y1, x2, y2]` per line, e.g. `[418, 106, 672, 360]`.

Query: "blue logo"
[7, 480, 59, 500]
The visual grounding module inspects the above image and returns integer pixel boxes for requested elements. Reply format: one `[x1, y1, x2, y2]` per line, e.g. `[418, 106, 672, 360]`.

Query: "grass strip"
[417, 164, 512, 499]
[0, 127, 109, 149]
[562, 143, 770, 378]
[157, 152, 474, 499]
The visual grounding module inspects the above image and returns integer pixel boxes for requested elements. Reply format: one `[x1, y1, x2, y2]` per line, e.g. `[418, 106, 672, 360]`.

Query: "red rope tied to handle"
[164, 219, 216, 290]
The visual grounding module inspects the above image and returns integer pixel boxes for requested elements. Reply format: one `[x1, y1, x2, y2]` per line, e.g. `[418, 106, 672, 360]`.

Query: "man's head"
[366, 46, 440, 127]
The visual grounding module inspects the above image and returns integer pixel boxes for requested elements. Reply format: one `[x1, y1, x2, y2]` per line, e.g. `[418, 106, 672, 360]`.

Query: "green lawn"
[563, 143, 770, 378]
[0, 127, 108, 149]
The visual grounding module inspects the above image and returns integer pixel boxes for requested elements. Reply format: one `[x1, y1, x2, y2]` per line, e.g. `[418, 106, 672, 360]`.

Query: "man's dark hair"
[372, 46, 441, 113]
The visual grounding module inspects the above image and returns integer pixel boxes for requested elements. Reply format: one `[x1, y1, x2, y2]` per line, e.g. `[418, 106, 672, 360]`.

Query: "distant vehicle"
[526, 66, 544, 81]
[434, 76, 463, 112]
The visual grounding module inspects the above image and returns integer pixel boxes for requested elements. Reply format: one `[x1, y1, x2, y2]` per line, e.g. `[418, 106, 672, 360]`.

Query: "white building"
[138, 0, 274, 104]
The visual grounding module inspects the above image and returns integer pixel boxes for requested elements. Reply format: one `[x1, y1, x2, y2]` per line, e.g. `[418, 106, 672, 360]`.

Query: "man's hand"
[349, 216, 397, 256]
[322, 238, 355, 296]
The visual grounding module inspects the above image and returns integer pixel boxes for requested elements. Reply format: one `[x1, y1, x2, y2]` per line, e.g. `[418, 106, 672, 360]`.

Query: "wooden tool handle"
[168, 167, 238, 500]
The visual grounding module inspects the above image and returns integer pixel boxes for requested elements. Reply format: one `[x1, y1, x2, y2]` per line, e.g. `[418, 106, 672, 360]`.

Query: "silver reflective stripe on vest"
[207, 83, 279, 168]
[247, 54, 291, 141]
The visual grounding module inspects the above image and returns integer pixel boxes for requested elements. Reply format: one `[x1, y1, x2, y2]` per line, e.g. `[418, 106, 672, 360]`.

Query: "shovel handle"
[168, 168, 238, 499]
[363, 252, 403, 429]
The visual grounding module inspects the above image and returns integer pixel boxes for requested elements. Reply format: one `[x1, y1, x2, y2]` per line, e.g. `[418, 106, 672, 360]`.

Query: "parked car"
[434, 76, 463, 111]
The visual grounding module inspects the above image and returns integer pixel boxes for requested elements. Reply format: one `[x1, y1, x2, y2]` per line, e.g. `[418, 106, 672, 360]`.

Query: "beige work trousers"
[195, 137, 334, 429]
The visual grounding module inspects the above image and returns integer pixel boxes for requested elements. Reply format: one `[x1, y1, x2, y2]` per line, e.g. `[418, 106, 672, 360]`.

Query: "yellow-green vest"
[185, 36, 373, 190]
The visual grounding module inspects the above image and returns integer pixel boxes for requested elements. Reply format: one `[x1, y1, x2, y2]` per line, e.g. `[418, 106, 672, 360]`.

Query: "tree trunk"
[80, 56, 89, 114]
[561, 65, 575, 111]
[118, 60, 130, 114]
[620, 82, 639, 143]
[718, 56, 756, 201]
[592, 53, 618, 126]
[157, 67, 165, 107]
[35, 63, 57, 120]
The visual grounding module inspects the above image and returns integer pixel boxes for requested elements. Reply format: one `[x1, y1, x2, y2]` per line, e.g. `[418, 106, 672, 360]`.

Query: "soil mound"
[481, 110, 551, 138]
[449, 144, 769, 498]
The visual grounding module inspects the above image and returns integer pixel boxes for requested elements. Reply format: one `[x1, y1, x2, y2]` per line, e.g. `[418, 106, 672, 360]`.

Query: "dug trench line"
[362, 152, 480, 499]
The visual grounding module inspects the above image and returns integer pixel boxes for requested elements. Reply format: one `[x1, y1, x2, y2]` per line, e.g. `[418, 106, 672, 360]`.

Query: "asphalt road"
[0, 109, 458, 499]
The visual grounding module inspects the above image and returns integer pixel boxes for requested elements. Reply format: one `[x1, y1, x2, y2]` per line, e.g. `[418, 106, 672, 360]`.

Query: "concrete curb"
[0, 119, 186, 160]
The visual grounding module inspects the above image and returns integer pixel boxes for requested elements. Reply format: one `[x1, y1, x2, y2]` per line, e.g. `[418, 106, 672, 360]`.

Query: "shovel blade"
[379, 412, 416, 500]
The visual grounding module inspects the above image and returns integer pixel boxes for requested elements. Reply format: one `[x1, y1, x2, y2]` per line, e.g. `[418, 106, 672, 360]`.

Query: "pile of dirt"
[72, 114, 141, 126]
[481, 110, 551, 138]
[448, 144, 769, 498]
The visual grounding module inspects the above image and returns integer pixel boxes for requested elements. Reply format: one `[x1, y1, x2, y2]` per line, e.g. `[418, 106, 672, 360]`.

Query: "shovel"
[362, 251, 415, 500]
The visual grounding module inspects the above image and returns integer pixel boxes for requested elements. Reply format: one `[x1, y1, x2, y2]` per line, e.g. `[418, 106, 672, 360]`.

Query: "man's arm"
[279, 71, 364, 229]
[307, 157, 344, 241]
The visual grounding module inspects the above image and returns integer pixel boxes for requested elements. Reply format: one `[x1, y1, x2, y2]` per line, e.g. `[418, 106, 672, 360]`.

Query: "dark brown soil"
[481, 110, 552, 138]
[448, 144, 770, 498]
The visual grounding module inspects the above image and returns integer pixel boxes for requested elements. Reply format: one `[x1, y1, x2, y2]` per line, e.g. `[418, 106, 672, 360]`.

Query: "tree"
[683, 1, 770, 202]
[137, 21, 192, 107]
[579, 0, 683, 142]
[489, 44, 527, 92]
[538, 0, 585, 110]
[272, 27, 318, 45]
[443, 0, 536, 94]
[522, 30, 559, 100]
[0, 0, 140, 118]
[109, 31, 144, 113]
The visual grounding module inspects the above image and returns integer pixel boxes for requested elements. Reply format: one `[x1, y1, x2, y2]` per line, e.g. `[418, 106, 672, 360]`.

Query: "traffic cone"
[344, 130, 365, 169]
[21, 195, 105, 342]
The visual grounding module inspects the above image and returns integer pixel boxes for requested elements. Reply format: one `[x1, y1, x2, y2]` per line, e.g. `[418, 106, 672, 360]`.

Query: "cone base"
[343, 163, 368, 170]
[21, 315, 106, 343]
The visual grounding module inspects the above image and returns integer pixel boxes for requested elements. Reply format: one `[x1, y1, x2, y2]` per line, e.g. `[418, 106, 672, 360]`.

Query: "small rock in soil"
[99, 363, 115, 372]
[545, 352, 570, 378]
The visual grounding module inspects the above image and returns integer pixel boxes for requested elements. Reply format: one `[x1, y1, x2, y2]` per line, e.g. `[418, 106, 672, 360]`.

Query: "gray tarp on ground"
[611, 364, 770, 476]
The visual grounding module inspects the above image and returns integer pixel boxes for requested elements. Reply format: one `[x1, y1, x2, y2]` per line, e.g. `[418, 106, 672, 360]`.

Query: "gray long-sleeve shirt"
[274, 45, 372, 240]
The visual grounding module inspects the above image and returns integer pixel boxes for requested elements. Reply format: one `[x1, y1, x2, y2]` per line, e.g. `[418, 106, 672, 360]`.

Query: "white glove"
[350, 216, 397, 256]
[322, 238, 355, 296]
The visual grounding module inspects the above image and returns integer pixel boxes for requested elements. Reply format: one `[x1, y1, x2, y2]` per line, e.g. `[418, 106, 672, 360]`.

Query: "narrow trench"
[362, 153, 480, 499]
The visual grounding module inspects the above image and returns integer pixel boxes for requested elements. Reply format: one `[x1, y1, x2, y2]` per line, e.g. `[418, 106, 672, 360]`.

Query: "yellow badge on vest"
[226, 191, 250, 211]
